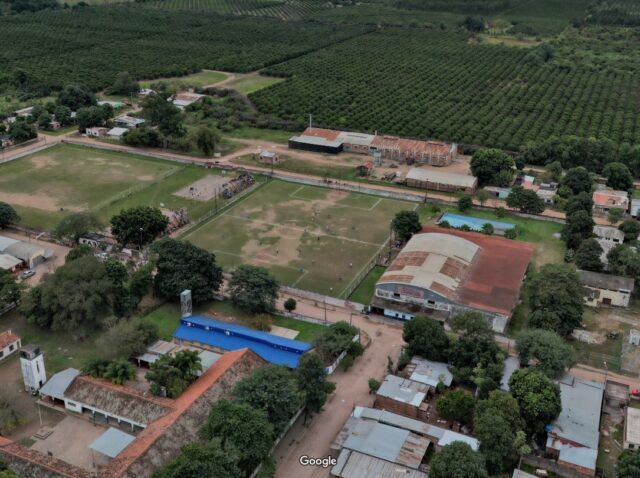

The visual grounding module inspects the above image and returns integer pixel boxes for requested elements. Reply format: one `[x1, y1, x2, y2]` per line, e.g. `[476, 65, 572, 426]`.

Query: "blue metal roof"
[437, 212, 515, 232]
[173, 316, 312, 368]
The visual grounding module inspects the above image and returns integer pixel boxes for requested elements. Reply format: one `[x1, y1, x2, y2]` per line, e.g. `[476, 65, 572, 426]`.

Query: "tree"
[146, 350, 201, 398]
[475, 390, 524, 439]
[233, 365, 301, 434]
[470, 148, 514, 187]
[449, 333, 504, 388]
[457, 195, 472, 212]
[618, 449, 640, 478]
[37, 111, 51, 129]
[193, 126, 219, 157]
[53, 105, 72, 126]
[391, 210, 421, 243]
[108, 71, 140, 96]
[476, 189, 489, 206]
[619, 220, 640, 242]
[562, 210, 594, 250]
[463, 16, 485, 33]
[0, 269, 23, 310]
[171, 349, 203, 382]
[19, 256, 113, 331]
[284, 297, 297, 313]
[0, 390, 24, 436]
[528, 264, 584, 335]
[296, 353, 330, 420]
[76, 106, 106, 131]
[565, 191, 593, 216]
[104, 359, 136, 385]
[229, 265, 279, 314]
[474, 412, 514, 473]
[152, 239, 223, 303]
[608, 207, 624, 224]
[53, 212, 102, 241]
[0, 201, 20, 229]
[449, 311, 492, 337]
[97, 318, 158, 360]
[430, 442, 488, 478]
[561, 167, 593, 195]
[603, 162, 633, 190]
[545, 160, 563, 181]
[65, 244, 94, 263]
[153, 440, 241, 478]
[516, 329, 576, 378]
[82, 357, 111, 378]
[509, 368, 561, 435]
[504, 228, 517, 239]
[402, 316, 449, 362]
[200, 400, 273, 476]
[110, 206, 168, 248]
[607, 244, 640, 279]
[436, 390, 474, 426]
[481, 223, 494, 235]
[141, 93, 184, 137]
[368, 378, 381, 393]
[8, 121, 36, 143]
[57, 84, 96, 110]
[575, 238, 604, 272]
[313, 321, 359, 363]
[506, 186, 545, 214]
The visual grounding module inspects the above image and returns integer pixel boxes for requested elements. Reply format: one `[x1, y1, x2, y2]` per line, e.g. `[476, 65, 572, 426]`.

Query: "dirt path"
[272, 294, 404, 478]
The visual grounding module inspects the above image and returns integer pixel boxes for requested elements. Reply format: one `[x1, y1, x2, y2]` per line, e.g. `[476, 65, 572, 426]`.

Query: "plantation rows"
[141, 0, 328, 19]
[586, 1, 640, 26]
[0, 6, 368, 91]
[251, 29, 640, 150]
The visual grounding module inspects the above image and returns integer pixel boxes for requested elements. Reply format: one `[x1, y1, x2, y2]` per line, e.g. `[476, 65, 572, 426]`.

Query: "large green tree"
[603, 162, 633, 190]
[429, 442, 488, 478]
[515, 329, 576, 378]
[0, 269, 23, 310]
[528, 264, 584, 336]
[391, 210, 421, 243]
[193, 126, 219, 157]
[146, 350, 201, 398]
[562, 210, 594, 250]
[509, 368, 561, 436]
[561, 167, 593, 195]
[110, 206, 169, 248]
[474, 412, 514, 473]
[0, 203, 19, 229]
[618, 449, 640, 478]
[57, 84, 96, 110]
[574, 238, 604, 272]
[141, 93, 184, 137]
[608, 244, 640, 279]
[228, 265, 279, 314]
[402, 316, 449, 362]
[233, 365, 301, 434]
[506, 186, 545, 214]
[296, 353, 331, 420]
[108, 71, 140, 96]
[53, 212, 102, 241]
[97, 317, 158, 360]
[152, 239, 223, 303]
[564, 192, 593, 216]
[470, 148, 514, 187]
[435, 390, 474, 426]
[153, 440, 241, 478]
[619, 220, 640, 242]
[200, 400, 273, 476]
[313, 321, 358, 364]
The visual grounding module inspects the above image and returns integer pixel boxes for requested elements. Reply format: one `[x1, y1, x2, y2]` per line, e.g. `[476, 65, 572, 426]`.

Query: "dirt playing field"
[183, 180, 410, 296]
[173, 174, 232, 201]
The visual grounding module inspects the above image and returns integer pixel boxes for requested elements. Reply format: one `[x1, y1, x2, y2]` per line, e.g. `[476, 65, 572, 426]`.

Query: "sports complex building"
[288, 127, 458, 166]
[371, 227, 534, 333]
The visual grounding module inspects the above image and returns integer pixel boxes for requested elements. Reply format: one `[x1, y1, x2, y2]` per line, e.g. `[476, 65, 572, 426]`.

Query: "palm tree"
[104, 359, 136, 385]
[172, 350, 202, 382]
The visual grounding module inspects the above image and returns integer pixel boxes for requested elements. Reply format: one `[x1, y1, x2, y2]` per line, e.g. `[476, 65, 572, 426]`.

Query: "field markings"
[368, 198, 382, 210]
[288, 184, 306, 198]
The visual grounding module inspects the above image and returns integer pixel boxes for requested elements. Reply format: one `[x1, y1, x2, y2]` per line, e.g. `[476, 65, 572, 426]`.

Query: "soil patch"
[173, 175, 231, 201]
[1, 192, 84, 212]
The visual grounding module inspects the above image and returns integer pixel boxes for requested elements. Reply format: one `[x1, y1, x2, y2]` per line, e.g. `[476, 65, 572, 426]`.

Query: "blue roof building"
[173, 316, 313, 368]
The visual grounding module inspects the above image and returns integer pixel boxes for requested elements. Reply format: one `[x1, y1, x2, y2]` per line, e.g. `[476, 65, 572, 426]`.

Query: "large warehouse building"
[289, 127, 457, 166]
[371, 227, 534, 332]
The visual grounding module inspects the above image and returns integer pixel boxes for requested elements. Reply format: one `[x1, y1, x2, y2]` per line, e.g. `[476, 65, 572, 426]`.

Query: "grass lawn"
[231, 76, 284, 95]
[141, 301, 325, 343]
[39, 125, 77, 136]
[349, 265, 385, 305]
[479, 34, 541, 48]
[139, 70, 228, 90]
[418, 204, 565, 267]
[225, 127, 295, 144]
[183, 180, 408, 296]
[0, 310, 100, 373]
[233, 154, 360, 181]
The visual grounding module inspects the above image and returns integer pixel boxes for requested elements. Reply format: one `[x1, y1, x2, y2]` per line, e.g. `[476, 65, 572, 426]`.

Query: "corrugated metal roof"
[289, 134, 343, 148]
[579, 270, 634, 292]
[0, 236, 19, 251]
[406, 357, 453, 388]
[89, 428, 135, 458]
[593, 225, 624, 242]
[558, 444, 597, 471]
[626, 407, 640, 445]
[0, 253, 22, 270]
[39, 368, 80, 401]
[4, 242, 44, 261]
[406, 168, 477, 188]
[439, 430, 479, 451]
[174, 316, 312, 368]
[332, 450, 427, 478]
[512, 470, 536, 478]
[376, 375, 428, 406]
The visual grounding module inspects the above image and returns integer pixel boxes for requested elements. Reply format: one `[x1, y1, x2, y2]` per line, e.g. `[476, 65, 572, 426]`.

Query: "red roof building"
[0, 330, 20, 361]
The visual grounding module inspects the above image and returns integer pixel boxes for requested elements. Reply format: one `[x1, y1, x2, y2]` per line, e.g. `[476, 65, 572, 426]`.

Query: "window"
[0, 351, 3, 358]
[427, 300, 435, 305]
[9, 345, 13, 352]
[36, 363, 39, 373]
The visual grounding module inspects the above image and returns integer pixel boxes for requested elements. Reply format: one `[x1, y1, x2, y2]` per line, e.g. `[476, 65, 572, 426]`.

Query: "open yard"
[0, 144, 245, 230]
[226, 75, 284, 95]
[183, 180, 409, 296]
[139, 70, 229, 89]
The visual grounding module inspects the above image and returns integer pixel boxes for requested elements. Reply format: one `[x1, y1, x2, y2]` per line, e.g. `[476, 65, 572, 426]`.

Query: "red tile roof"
[372, 135, 453, 157]
[421, 227, 534, 316]
[301, 127, 341, 141]
[0, 330, 19, 349]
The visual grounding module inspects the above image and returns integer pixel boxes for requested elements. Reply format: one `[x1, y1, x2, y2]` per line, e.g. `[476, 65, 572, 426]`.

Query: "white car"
[21, 269, 35, 279]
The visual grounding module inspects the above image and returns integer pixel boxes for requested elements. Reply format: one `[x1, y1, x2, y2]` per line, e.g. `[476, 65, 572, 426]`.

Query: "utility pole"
[309, 114, 312, 129]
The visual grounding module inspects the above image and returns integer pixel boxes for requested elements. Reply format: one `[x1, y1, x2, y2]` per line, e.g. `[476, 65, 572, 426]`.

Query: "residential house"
[0, 235, 50, 268]
[86, 127, 109, 138]
[592, 187, 629, 215]
[374, 375, 430, 420]
[107, 127, 128, 139]
[0, 331, 21, 362]
[115, 116, 145, 129]
[403, 356, 453, 389]
[484, 186, 511, 199]
[14, 106, 33, 117]
[0, 253, 22, 272]
[579, 270, 634, 308]
[631, 198, 640, 218]
[536, 183, 558, 205]
[171, 92, 205, 110]
[258, 151, 279, 164]
[624, 407, 640, 450]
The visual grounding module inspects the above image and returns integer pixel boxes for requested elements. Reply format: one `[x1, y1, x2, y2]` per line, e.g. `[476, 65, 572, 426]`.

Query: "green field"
[0, 144, 243, 231]
[140, 70, 228, 90]
[183, 180, 410, 296]
[227, 76, 285, 95]
[349, 265, 386, 304]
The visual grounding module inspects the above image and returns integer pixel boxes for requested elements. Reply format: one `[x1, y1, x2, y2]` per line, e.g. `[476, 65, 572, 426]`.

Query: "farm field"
[183, 180, 409, 296]
[0, 144, 242, 230]
[141, 0, 328, 19]
[253, 28, 640, 150]
[139, 70, 229, 90]
[226, 76, 285, 95]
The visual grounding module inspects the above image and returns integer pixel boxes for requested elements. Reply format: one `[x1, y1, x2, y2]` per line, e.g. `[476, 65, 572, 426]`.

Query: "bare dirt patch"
[1, 192, 84, 212]
[137, 175, 155, 181]
[173, 175, 231, 201]
[30, 155, 59, 169]
[327, 190, 349, 201]
[242, 225, 303, 267]
[270, 325, 299, 339]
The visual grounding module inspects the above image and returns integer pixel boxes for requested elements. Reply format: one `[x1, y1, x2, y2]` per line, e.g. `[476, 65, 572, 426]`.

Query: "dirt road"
[272, 294, 404, 478]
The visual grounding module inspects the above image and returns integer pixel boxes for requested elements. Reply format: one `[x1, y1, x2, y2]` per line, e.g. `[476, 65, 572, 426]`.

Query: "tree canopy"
[603, 162, 633, 190]
[152, 239, 223, 303]
[391, 210, 421, 243]
[574, 238, 604, 272]
[619, 220, 640, 242]
[228, 265, 279, 314]
[528, 263, 584, 336]
[53, 212, 102, 241]
[515, 329, 576, 378]
[509, 368, 561, 436]
[110, 206, 168, 248]
[57, 84, 96, 110]
[608, 244, 640, 280]
[153, 440, 241, 478]
[108, 71, 140, 96]
[618, 449, 640, 478]
[146, 350, 201, 398]
[296, 353, 331, 418]
[0, 269, 23, 311]
[562, 209, 594, 250]
[313, 321, 358, 364]
[470, 148, 514, 187]
[0, 203, 19, 229]
[561, 167, 593, 195]
[435, 389, 474, 426]
[506, 186, 545, 214]
[429, 442, 488, 478]
[402, 316, 449, 362]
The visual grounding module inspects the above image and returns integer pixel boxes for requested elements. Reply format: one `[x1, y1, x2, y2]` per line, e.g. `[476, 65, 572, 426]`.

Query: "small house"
[374, 374, 430, 420]
[139, 88, 155, 97]
[97, 100, 125, 110]
[579, 270, 634, 308]
[15, 106, 34, 117]
[405, 167, 477, 194]
[258, 151, 279, 165]
[78, 232, 107, 248]
[0, 253, 22, 272]
[0, 330, 21, 362]
[107, 127, 128, 139]
[537, 184, 557, 205]
[484, 186, 511, 199]
[171, 92, 205, 110]
[630, 198, 640, 218]
[624, 407, 640, 450]
[593, 225, 624, 245]
[115, 115, 145, 129]
[86, 127, 108, 138]
[592, 187, 629, 215]
[48, 120, 61, 130]
[403, 356, 453, 389]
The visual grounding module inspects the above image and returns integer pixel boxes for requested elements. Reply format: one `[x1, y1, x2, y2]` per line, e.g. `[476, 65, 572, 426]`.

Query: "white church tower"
[20, 344, 46, 394]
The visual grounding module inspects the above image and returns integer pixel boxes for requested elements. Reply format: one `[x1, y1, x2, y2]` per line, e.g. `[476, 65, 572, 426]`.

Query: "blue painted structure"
[173, 316, 313, 368]
[437, 212, 515, 233]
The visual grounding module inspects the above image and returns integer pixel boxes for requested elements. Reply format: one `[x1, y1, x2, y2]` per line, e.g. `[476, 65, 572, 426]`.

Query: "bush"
[340, 355, 354, 371]
[504, 228, 517, 239]
[368, 378, 381, 393]
[284, 297, 297, 312]
[250, 314, 272, 332]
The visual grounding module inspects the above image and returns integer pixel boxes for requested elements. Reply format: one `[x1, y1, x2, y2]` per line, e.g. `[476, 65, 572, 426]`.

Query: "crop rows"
[140, 0, 328, 19]
[586, 1, 640, 26]
[0, 6, 368, 91]
[251, 29, 640, 150]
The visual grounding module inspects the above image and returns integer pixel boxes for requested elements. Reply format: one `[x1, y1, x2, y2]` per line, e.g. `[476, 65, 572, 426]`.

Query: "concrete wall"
[584, 287, 631, 308]
[373, 395, 426, 420]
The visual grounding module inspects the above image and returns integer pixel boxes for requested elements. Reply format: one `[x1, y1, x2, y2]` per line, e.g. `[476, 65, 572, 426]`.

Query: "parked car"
[21, 269, 35, 279]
